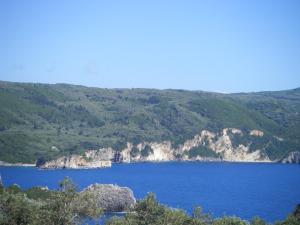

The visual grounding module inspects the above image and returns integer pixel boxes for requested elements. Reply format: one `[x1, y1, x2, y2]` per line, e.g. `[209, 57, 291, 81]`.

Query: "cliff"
[39, 128, 277, 168]
[1, 81, 300, 165]
[280, 151, 300, 164]
[127, 128, 271, 163]
[39, 153, 111, 169]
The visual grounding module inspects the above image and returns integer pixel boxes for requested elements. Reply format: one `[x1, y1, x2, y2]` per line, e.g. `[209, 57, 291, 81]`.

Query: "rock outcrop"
[0, 161, 35, 167]
[79, 184, 136, 212]
[40, 128, 277, 168]
[281, 151, 300, 164]
[208, 128, 269, 162]
[249, 129, 264, 137]
[131, 128, 270, 163]
[39, 153, 111, 169]
[132, 141, 175, 162]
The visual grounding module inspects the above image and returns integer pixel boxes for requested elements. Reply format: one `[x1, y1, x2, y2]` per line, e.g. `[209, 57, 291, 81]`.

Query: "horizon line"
[0, 79, 299, 95]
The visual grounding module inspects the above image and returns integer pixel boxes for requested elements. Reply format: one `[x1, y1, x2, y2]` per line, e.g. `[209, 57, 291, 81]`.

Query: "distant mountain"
[0, 81, 299, 164]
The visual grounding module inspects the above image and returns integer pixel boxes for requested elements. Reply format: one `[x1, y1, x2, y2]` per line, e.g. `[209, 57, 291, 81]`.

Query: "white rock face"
[180, 130, 215, 154]
[85, 148, 115, 161]
[121, 143, 132, 163]
[231, 128, 242, 135]
[40, 153, 112, 169]
[281, 151, 300, 164]
[208, 129, 269, 162]
[129, 128, 270, 163]
[274, 136, 284, 141]
[40, 127, 273, 168]
[131, 141, 174, 161]
[147, 141, 175, 161]
[250, 129, 264, 137]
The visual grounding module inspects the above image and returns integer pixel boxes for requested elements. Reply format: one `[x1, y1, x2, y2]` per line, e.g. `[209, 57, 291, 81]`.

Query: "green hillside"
[0, 81, 299, 163]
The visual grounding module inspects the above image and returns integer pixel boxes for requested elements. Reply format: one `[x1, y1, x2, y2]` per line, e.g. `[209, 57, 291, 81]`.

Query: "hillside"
[0, 81, 299, 164]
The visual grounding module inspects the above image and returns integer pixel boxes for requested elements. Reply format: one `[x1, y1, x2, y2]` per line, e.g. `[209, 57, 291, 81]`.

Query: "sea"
[1, 162, 300, 223]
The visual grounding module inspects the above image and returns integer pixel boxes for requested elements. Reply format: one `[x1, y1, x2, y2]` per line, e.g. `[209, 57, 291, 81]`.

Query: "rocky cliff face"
[39, 151, 111, 169]
[78, 184, 136, 212]
[281, 151, 300, 164]
[207, 128, 269, 162]
[127, 128, 270, 163]
[40, 128, 276, 168]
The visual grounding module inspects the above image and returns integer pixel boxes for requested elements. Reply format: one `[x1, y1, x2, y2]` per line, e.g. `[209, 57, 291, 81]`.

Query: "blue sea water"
[1, 162, 300, 223]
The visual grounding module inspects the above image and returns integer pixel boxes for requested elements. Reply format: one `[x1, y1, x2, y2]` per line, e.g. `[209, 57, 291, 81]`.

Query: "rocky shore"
[0, 161, 35, 167]
[38, 128, 278, 169]
[38, 154, 111, 169]
[280, 151, 300, 164]
[3, 128, 298, 169]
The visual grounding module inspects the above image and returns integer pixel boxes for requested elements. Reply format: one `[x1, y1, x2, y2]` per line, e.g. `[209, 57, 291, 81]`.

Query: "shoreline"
[0, 161, 35, 167]
[0, 160, 284, 170]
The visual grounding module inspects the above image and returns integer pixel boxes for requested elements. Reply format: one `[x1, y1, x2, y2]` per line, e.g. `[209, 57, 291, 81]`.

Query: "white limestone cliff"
[40, 128, 273, 169]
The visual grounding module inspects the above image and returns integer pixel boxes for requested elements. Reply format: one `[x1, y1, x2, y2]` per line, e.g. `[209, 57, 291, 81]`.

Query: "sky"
[0, 0, 300, 93]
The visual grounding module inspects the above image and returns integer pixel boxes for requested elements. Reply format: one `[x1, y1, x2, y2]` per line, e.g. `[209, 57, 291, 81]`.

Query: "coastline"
[0, 161, 35, 167]
[0, 159, 281, 169]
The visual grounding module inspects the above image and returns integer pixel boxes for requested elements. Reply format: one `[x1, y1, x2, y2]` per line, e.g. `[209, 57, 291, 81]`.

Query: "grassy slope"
[0, 81, 299, 163]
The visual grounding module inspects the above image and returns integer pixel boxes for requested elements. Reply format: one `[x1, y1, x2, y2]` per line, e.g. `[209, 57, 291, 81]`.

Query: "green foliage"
[0, 191, 42, 225]
[250, 217, 268, 225]
[293, 204, 300, 221]
[0, 81, 300, 163]
[229, 133, 249, 149]
[188, 145, 219, 158]
[107, 193, 299, 225]
[0, 178, 299, 225]
[107, 193, 209, 225]
[112, 141, 127, 152]
[25, 187, 55, 201]
[74, 190, 103, 219]
[0, 177, 103, 225]
[193, 206, 213, 223]
[141, 145, 153, 157]
[275, 216, 300, 225]
[130, 146, 140, 157]
[212, 217, 248, 225]
[6, 184, 22, 194]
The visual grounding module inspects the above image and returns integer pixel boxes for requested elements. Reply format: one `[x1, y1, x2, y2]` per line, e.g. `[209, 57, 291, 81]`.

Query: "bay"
[1, 162, 300, 223]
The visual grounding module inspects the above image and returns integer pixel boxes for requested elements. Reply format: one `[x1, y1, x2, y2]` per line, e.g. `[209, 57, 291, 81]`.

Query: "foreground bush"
[0, 178, 102, 225]
[0, 178, 299, 225]
[107, 194, 300, 225]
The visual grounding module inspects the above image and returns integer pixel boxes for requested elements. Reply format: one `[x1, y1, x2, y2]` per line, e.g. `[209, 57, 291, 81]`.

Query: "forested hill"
[0, 81, 299, 163]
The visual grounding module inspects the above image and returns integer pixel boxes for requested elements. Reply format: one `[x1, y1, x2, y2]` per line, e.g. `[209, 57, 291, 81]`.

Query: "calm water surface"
[1, 162, 300, 223]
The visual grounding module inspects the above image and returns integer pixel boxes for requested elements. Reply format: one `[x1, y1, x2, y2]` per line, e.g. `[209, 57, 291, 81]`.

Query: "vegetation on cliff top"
[0, 81, 299, 163]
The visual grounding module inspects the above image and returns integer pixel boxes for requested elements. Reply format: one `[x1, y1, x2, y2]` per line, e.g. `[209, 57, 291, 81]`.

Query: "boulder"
[79, 184, 136, 212]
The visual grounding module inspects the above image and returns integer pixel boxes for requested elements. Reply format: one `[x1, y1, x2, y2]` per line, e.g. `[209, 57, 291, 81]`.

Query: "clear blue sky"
[1, 0, 300, 93]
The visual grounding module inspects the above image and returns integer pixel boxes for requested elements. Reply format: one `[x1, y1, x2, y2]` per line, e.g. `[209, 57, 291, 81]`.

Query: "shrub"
[188, 145, 219, 158]
[141, 145, 153, 157]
